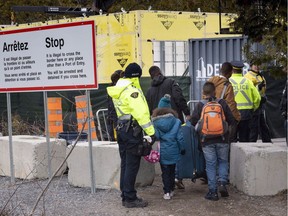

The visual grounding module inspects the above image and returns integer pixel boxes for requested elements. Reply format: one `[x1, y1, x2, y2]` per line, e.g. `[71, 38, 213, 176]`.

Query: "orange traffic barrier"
[47, 97, 63, 138]
[75, 95, 97, 140]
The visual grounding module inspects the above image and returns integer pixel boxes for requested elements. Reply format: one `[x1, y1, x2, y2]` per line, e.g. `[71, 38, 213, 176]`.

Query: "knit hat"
[149, 66, 162, 79]
[158, 94, 171, 108]
[124, 63, 142, 78]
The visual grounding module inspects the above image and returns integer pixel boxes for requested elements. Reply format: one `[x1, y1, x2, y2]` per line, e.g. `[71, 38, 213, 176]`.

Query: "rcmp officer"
[244, 62, 272, 142]
[107, 62, 156, 208]
[229, 61, 261, 142]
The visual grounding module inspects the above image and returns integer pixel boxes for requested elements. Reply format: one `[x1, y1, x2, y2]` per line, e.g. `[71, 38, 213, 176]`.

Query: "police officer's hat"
[124, 63, 142, 78]
[231, 60, 244, 70]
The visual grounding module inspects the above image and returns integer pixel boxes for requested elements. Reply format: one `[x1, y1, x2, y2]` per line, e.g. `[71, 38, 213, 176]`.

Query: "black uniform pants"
[237, 119, 250, 142]
[117, 122, 143, 202]
[249, 109, 272, 142]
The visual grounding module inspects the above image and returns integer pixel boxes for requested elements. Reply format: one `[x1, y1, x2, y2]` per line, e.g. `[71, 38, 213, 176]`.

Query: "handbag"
[141, 139, 152, 156]
[134, 138, 152, 156]
[144, 142, 160, 163]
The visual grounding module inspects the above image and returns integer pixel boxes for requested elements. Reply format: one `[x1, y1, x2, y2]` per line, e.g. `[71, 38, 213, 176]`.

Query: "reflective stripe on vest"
[118, 114, 131, 120]
[115, 105, 125, 116]
[230, 77, 253, 107]
[114, 87, 153, 128]
[141, 121, 153, 129]
[114, 86, 128, 117]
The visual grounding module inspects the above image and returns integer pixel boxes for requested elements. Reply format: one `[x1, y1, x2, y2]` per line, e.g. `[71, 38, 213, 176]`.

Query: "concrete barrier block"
[0, 135, 67, 179]
[230, 140, 287, 196]
[67, 141, 155, 189]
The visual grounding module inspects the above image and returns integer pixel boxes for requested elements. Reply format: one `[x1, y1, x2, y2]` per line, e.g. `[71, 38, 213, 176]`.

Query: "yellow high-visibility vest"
[107, 78, 155, 136]
[244, 70, 266, 97]
[229, 74, 261, 111]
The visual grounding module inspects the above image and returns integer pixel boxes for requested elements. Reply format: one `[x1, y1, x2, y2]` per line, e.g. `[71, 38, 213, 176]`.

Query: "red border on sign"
[0, 20, 97, 93]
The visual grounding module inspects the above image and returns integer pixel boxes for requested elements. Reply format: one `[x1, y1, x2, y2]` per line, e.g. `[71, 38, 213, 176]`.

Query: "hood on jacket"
[151, 74, 166, 87]
[151, 108, 178, 133]
[107, 78, 132, 99]
[204, 76, 229, 98]
[152, 113, 177, 133]
[209, 76, 228, 88]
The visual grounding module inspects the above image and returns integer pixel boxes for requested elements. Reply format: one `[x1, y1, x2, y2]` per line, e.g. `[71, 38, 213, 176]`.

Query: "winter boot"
[205, 190, 219, 201]
[124, 198, 148, 208]
[219, 182, 229, 197]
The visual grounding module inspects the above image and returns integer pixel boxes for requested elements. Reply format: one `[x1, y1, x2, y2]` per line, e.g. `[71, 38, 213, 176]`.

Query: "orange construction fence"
[47, 97, 63, 138]
[75, 95, 98, 140]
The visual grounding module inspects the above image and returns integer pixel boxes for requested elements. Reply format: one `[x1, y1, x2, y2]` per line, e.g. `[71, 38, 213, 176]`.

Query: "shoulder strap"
[220, 82, 229, 99]
[215, 98, 222, 103]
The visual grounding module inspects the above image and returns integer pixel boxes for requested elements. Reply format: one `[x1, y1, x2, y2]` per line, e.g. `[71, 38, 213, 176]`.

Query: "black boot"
[205, 190, 219, 201]
[124, 198, 148, 208]
[219, 182, 229, 197]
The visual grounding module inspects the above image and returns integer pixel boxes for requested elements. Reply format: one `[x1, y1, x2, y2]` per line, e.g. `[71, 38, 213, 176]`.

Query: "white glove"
[143, 135, 152, 143]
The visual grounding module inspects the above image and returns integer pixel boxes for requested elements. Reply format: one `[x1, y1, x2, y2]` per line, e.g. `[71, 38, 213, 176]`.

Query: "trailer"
[1, 10, 239, 84]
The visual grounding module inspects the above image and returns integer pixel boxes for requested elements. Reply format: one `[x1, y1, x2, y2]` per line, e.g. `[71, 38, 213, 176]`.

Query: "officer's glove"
[143, 135, 152, 143]
[143, 135, 156, 145]
[180, 149, 186, 155]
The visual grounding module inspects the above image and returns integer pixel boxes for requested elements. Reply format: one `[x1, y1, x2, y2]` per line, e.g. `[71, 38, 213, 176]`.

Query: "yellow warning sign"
[193, 21, 205, 30]
[161, 21, 174, 30]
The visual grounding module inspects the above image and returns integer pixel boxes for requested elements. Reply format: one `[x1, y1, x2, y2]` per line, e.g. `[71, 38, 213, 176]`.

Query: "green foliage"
[232, 0, 287, 77]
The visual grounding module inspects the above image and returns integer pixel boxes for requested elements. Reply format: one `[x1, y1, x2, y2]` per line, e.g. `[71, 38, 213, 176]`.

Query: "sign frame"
[0, 20, 97, 93]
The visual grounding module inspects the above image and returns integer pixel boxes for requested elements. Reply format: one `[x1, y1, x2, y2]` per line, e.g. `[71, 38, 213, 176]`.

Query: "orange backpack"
[196, 99, 228, 142]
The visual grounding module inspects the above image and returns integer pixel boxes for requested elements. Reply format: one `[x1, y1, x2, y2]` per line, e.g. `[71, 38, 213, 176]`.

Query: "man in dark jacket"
[146, 66, 191, 124]
[146, 65, 190, 189]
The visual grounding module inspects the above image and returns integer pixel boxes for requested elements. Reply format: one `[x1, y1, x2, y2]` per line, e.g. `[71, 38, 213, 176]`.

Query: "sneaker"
[170, 191, 175, 197]
[175, 179, 185, 189]
[124, 198, 148, 208]
[163, 193, 171, 200]
[219, 184, 229, 197]
[205, 191, 219, 201]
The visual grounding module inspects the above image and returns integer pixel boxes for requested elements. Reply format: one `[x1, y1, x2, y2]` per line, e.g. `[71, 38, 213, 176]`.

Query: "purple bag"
[144, 142, 160, 163]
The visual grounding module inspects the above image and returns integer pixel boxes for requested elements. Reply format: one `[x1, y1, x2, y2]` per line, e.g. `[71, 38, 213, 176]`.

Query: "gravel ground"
[0, 173, 287, 216]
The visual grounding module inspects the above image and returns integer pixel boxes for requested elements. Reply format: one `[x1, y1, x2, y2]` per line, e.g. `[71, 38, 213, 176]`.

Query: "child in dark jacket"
[191, 82, 235, 201]
[152, 94, 186, 200]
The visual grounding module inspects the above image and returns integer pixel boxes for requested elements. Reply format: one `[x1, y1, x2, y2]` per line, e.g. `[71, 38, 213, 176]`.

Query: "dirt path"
[0, 173, 286, 216]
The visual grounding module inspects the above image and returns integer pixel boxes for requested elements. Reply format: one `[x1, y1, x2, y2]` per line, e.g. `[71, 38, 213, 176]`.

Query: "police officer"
[244, 63, 272, 142]
[229, 61, 261, 142]
[107, 62, 155, 208]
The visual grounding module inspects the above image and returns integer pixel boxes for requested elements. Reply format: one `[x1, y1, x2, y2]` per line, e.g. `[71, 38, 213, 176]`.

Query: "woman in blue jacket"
[151, 94, 185, 200]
